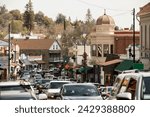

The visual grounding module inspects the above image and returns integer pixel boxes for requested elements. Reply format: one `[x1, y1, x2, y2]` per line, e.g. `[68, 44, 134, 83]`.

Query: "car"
[57, 83, 103, 100]
[108, 70, 150, 100]
[33, 74, 43, 80]
[0, 80, 47, 100]
[44, 73, 53, 79]
[58, 76, 69, 81]
[20, 72, 31, 80]
[34, 79, 52, 89]
[46, 80, 72, 98]
[99, 86, 113, 94]
[99, 86, 113, 99]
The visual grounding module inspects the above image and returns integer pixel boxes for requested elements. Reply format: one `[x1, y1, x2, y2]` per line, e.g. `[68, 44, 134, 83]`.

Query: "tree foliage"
[23, 0, 34, 33]
[35, 11, 44, 26]
[10, 10, 22, 20]
[11, 20, 23, 33]
[0, 3, 95, 43]
[55, 13, 66, 24]
[0, 5, 8, 15]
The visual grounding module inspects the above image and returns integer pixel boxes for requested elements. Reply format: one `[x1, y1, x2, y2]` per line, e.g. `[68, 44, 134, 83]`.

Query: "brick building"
[114, 28, 140, 55]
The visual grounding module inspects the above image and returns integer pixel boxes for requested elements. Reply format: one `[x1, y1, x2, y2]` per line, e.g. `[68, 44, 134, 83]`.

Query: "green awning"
[79, 66, 92, 73]
[133, 63, 144, 70]
[115, 60, 134, 72]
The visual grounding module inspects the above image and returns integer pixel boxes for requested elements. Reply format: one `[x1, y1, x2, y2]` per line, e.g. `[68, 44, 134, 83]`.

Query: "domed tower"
[96, 12, 115, 25]
[96, 10, 115, 34]
[90, 10, 115, 61]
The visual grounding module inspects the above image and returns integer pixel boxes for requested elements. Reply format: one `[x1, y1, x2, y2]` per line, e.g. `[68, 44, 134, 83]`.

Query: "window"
[103, 44, 109, 57]
[141, 25, 143, 50]
[145, 25, 147, 50]
[141, 77, 150, 100]
[53, 45, 55, 49]
[56, 45, 58, 49]
[126, 78, 136, 99]
[118, 76, 137, 100]
[110, 44, 113, 54]
[91, 45, 96, 56]
[97, 44, 102, 57]
[149, 25, 150, 50]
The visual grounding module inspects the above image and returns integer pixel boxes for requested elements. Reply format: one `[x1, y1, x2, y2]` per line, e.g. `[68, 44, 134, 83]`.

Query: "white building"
[137, 2, 150, 69]
[4, 32, 46, 40]
[90, 11, 115, 63]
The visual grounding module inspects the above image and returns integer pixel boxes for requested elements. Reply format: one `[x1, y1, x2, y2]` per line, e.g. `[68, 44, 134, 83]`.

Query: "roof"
[96, 12, 115, 25]
[137, 2, 150, 16]
[20, 59, 32, 65]
[35, 60, 46, 64]
[11, 39, 56, 50]
[0, 81, 30, 86]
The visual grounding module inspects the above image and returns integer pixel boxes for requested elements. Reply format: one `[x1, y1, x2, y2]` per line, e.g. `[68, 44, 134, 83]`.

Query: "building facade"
[90, 11, 140, 85]
[137, 2, 150, 69]
[114, 29, 140, 55]
[11, 39, 62, 69]
[90, 11, 115, 63]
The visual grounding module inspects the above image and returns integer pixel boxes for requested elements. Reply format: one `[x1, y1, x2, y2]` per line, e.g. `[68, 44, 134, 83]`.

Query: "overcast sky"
[0, 0, 149, 30]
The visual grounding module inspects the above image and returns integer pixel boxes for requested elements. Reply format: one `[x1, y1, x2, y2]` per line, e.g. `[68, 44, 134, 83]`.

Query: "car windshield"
[62, 85, 99, 96]
[50, 82, 69, 89]
[142, 77, 150, 100]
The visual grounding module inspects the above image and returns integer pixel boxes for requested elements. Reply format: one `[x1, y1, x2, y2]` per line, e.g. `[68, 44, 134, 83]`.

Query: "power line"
[112, 11, 132, 17]
[76, 0, 131, 12]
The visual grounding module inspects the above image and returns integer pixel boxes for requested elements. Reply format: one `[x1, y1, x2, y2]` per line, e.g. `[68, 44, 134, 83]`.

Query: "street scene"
[0, 0, 150, 100]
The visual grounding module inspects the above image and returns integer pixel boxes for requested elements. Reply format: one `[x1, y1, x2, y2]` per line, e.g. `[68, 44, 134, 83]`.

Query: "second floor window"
[53, 45, 55, 49]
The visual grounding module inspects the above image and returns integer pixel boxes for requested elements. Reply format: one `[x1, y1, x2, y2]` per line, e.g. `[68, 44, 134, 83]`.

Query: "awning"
[20, 59, 32, 66]
[30, 61, 38, 65]
[78, 66, 93, 73]
[98, 59, 123, 66]
[11, 63, 18, 67]
[35, 60, 45, 64]
[115, 60, 134, 72]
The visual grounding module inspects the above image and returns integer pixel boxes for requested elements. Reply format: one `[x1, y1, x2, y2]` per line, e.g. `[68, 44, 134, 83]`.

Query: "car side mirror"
[38, 93, 48, 100]
[116, 92, 132, 100]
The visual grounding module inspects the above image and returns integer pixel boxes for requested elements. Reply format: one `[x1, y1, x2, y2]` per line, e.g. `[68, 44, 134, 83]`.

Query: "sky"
[0, 0, 149, 30]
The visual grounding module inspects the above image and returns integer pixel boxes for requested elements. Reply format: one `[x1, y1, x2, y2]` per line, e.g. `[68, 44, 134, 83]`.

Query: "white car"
[58, 83, 103, 100]
[46, 80, 71, 98]
[0, 80, 47, 100]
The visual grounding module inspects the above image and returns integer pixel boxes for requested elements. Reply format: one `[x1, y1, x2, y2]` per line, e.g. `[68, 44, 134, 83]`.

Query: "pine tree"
[23, 0, 34, 34]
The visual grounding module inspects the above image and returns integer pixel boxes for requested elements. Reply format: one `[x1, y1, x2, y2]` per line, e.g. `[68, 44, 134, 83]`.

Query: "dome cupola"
[96, 10, 115, 25]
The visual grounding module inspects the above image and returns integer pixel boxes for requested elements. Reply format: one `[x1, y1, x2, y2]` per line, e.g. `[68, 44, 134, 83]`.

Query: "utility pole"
[133, 8, 136, 63]
[82, 34, 87, 82]
[8, 23, 11, 80]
